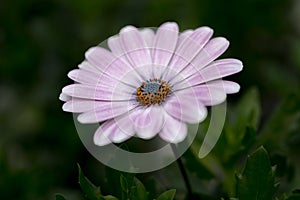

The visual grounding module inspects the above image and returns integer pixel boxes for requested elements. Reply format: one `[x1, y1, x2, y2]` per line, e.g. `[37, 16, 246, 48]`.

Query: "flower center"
[136, 78, 171, 106]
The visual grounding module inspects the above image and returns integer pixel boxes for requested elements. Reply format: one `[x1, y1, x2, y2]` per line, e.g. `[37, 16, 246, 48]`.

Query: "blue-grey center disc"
[142, 82, 161, 94]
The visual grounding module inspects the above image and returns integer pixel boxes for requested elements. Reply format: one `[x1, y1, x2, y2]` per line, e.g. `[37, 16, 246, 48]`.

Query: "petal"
[59, 92, 71, 102]
[159, 111, 187, 143]
[152, 22, 179, 66]
[182, 37, 230, 77]
[67, 68, 128, 88]
[163, 89, 207, 123]
[93, 116, 135, 146]
[166, 27, 213, 74]
[108, 28, 155, 56]
[108, 35, 123, 56]
[184, 58, 243, 87]
[190, 82, 227, 106]
[85, 46, 142, 84]
[140, 28, 155, 47]
[120, 26, 152, 68]
[177, 29, 193, 46]
[221, 81, 240, 94]
[63, 99, 102, 113]
[133, 106, 164, 139]
[77, 101, 138, 123]
[78, 61, 99, 74]
[62, 84, 134, 101]
[68, 69, 99, 85]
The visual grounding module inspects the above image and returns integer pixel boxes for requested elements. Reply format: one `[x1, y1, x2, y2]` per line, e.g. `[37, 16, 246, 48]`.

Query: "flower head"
[60, 22, 243, 146]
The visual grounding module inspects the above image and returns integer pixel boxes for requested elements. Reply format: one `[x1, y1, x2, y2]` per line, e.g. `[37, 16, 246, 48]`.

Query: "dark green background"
[1, 0, 300, 199]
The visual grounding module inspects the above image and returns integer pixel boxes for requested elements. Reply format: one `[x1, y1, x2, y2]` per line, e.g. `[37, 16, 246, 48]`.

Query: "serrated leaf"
[55, 194, 67, 200]
[237, 146, 277, 200]
[156, 189, 176, 200]
[78, 164, 103, 200]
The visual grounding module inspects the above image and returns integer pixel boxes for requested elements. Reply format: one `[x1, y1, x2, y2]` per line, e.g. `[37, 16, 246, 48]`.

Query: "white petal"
[62, 84, 134, 101]
[152, 22, 179, 66]
[177, 29, 193, 46]
[140, 28, 155, 47]
[120, 26, 152, 68]
[159, 111, 188, 143]
[63, 99, 102, 113]
[182, 37, 230, 77]
[184, 58, 243, 87]
[166, 27, 213, 75]
[163, 89, 207, 123]
[77, 101, 138, 123]
[133, 106, 164, 139]
[59, 92, 71, 102]
[108, 35, 123, 56]
[78, 61, 99, 74]
[85, 46, 142, 85]
[93, 117, 135, 146]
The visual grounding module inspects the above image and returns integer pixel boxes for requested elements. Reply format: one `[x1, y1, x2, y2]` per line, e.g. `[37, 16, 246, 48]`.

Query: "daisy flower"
[60, 22, 243, 146]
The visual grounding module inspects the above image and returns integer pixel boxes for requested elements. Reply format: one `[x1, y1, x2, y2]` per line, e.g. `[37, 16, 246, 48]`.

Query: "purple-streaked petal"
[221, 81, 240, 94]
[182, 37, 230, 77]
[163, 89, 207, 123]
[159, 111, 187, 143]
[183, 58, 243, 87]
[59, 92, 71, 102]
[93, 116, 135, 146]
[62, 84, 134, 101]
[85, 46, 143, 85]
[166, 27, 213, 74]
[189, 82, 227, 106]
[152, 22, 178, 66]
[120, 26, 152, 68]
[78, 61, 99, 74]
[133, 106, 164, 139]
[77, 101, 137, 123]
[177, 29, 193, 46]
[63, 99, 101, 113]
[67, 68, 126, 88]
[68, 69, 98, 85]
[140, 28, 155, 47]
[108, 35, 123, 56]
[108, 28, 155, 56]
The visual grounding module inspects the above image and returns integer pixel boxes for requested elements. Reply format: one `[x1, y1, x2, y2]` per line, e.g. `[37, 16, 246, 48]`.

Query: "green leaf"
[103, 195, 118, 200]
[225, 88, 260, 146]
[119, 173, 135, 200]
[286, 194, 300, 200]
[78, 164, 118, 200]
[131, 177, 148, 200]
[120, 174, 128, 193]
[78, 164, 103, 200]
[183, 149, 214, 180]
[237, 146, 277, 200]
[285, 190, 300, 200]
[156, 189, 176, 200]
[235, 87, 261, 130]
[55, 194, 67, 200]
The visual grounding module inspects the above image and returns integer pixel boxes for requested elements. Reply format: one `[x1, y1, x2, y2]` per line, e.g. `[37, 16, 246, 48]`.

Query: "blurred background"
[1, 0, 300, 199]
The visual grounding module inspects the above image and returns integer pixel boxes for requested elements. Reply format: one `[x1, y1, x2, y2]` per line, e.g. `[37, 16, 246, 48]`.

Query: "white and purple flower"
[60, 22, 243, 146]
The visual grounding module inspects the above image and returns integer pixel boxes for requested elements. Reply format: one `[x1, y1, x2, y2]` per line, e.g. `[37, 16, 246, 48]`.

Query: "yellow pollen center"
[136, 78, 171, 106]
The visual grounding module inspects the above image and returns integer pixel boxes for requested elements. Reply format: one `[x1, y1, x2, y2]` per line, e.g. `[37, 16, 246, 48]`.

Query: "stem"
[171, 144, 193, 197]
